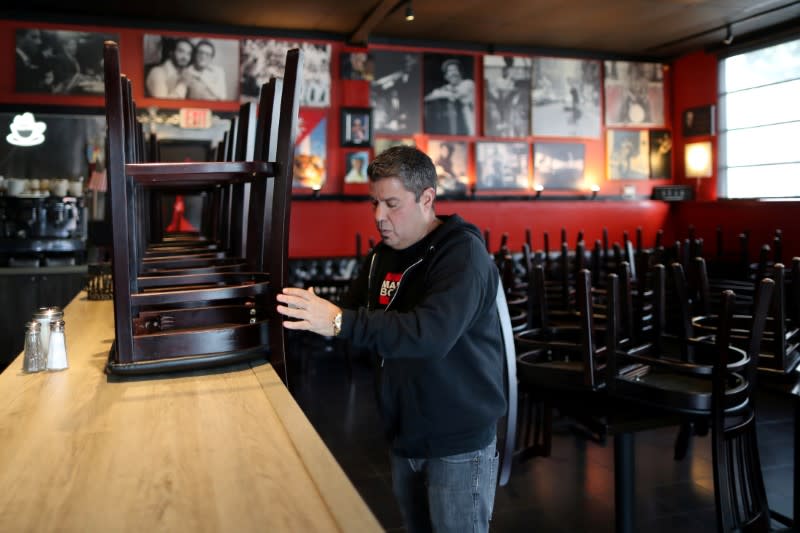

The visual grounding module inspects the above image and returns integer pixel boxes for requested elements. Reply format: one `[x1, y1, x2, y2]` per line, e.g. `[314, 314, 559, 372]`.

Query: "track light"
[405, 2, 414, 21]
[723, 24, 734, 45]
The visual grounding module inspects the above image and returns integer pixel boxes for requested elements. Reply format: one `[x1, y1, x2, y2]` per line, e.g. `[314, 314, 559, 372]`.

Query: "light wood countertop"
[0, 292, 382, 532]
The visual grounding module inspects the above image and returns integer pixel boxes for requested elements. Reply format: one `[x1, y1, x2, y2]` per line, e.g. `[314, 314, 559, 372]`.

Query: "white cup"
[6, 178, 25, 196]
[68, 179, 83, 197]
[51, 179, 69, 197]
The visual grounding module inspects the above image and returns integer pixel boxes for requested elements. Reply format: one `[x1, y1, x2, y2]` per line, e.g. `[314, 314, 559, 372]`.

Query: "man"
[277, 146, 505, 533]
[145, 38, 193, 98]
[16, 29, 53, 92]
[424, 58, 475, 135]
[182, 40, 226, 100]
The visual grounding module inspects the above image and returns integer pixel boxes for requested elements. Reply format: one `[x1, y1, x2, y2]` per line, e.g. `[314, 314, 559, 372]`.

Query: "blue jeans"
[390, 438, 499, 533]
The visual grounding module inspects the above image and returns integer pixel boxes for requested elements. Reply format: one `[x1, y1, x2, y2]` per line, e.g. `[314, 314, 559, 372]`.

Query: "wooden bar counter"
[0, 292, 381, 532]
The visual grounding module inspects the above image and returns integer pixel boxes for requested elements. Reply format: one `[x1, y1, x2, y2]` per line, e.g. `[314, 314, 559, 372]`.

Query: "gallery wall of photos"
[3, 19, 674, 199]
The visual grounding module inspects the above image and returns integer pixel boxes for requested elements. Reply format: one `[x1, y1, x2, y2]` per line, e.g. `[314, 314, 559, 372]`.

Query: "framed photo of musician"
[340, 107, 372, 147]
[533, 142, 585, 190]
[475, 141, 529, 190]
[423, 53, 476, 136]
[370, 51, 421, 135]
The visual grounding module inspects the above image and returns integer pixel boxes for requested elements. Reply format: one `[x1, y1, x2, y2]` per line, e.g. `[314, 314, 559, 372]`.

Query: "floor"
[287, 343, 795, 533]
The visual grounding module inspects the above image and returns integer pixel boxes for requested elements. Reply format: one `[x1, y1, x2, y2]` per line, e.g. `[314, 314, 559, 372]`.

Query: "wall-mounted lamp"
[684, 141, 713, 179]
[590, 184, 600, 200]
[405, 1, 415, 21]
[312, 185, 322, 198]
[534, 184, 544, 199]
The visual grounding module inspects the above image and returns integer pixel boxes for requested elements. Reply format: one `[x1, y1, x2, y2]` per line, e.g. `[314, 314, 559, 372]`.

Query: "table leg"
[615, 431, 635, 533]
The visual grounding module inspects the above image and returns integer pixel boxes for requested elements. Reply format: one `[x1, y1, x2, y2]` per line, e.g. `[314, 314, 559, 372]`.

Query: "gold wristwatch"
[332, 311, 342, 337]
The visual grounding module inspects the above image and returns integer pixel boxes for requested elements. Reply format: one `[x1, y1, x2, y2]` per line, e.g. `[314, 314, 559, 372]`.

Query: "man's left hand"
[276, 287, 342, 337]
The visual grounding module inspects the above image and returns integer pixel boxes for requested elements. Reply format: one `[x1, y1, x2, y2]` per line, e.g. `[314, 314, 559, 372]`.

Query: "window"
[718, 38, 800, 198]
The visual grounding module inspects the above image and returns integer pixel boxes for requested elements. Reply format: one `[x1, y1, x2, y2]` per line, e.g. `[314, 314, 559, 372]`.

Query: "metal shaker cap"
[50, 319, 65, 332]
[33, 307, 63, 320]
[25, 320, 41, 332]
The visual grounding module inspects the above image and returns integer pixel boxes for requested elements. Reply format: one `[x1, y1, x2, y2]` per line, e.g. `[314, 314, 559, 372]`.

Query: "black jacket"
[340, 214, 506, 458]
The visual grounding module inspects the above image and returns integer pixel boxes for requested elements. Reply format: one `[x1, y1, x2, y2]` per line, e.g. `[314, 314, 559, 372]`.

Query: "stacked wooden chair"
[102, 40, 302, 380]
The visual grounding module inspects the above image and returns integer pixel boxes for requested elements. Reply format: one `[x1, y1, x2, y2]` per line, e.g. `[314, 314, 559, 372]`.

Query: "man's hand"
[276, 287, 342, 337]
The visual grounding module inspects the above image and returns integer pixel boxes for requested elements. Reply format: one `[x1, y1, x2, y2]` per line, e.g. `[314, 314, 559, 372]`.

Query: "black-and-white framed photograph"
[533, 142, 585, 190]
[374, 137, 415, 155]
[15, 29, 117, 95]
[475, 142, 529, 190]
[649, 129, 673, 179]
[604, 61, 665, 127]
[483, 55, 531, 138]
[341, 52, 374, 81]
[240, 39, 331, 107]
[607, 129, 650, 180]
[340, 107, 372, 147]
[143, 34, 239, 100]
[532, 56, 602, 138]
[370, 51, 421, 135]
[344, 151, 369, 184]
[423, 54, 476, 136]
[683, 105, 715, 137]
[426, 140, 469, 197]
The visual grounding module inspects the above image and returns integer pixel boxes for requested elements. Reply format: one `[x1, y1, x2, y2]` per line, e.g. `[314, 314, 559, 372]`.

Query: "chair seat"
[517, 351, 601, 390]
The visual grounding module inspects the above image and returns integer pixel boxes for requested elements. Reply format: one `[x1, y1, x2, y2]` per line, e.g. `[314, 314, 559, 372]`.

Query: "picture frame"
[649, 129, 673, 179]
[340, 107, 372, 147]
[426, 139, 469, 197]
[533, 142, 585, 190]
[423, 53, 476, 136]
[475, 141, 529, 190]
[531, 57, 601, 138]
[483, 55, 531, 138]
[604, 60, 665, 127]
[683, 105, 715, 137]
[607, 129, 649, 180]
[344, 151, 369, 184]
[370, 51, 421, 135]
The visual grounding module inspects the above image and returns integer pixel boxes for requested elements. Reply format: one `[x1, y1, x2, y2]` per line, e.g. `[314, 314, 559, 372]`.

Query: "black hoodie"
[340, 214, 506, 458]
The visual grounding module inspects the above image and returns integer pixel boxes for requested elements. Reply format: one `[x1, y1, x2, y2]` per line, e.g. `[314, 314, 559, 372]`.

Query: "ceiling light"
[405, 2, 414, 21]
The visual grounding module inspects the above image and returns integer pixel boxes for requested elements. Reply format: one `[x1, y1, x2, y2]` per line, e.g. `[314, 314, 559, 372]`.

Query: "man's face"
[21, 30, 42, 53]
[195, 44, 214, 69]
[172, 41, 193, 68]
[370, 177, 432, 250]
[445, 64, 462, 84]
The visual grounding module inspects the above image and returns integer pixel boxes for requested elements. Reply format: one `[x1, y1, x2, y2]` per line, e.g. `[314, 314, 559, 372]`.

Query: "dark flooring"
[287, 343, 795, 533]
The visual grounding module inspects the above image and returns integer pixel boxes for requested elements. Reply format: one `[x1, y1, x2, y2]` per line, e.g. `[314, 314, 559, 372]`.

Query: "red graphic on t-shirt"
[379, 272, 403, 305]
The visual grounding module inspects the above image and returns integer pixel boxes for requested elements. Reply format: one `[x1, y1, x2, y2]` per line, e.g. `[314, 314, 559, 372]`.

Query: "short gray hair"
[367, 146, 436, 200]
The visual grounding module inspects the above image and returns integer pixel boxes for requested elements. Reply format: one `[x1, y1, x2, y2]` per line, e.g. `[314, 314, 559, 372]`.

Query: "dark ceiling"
[6, 0, 800, 58]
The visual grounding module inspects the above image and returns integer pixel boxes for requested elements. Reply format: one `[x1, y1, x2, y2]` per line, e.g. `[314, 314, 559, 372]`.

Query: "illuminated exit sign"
[179, 108, 212, 129]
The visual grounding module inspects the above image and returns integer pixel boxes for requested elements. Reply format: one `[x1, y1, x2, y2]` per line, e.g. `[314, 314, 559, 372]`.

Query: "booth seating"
[102, 40, 302, 379]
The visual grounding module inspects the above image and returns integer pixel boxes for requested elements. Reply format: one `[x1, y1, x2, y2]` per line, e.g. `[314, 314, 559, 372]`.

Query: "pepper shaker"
[46, 319, 69, 371]
[22, 321, 45, 373]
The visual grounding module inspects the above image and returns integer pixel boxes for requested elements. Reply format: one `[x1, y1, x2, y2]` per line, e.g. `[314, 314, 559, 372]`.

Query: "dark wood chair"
[102, 40, 302, 379]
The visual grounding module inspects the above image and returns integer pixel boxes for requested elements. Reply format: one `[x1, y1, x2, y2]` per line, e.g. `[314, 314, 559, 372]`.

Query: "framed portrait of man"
[533, 142, 585, 190]
[341, 52, 374, 81]
[370, 51, 422, 135]
[531, 56, 601, 138]
[604, 61, 665, 127]
[483, 55, 531, 138]
[143, 34, 239, 101]
[607, 129, 650, 180]
[15, 29, 118, 95]
[426, 139, 469, 197]
[423, 54, 476, 136]
[475, 142, 529, 190]
[340, 107, 372, 147]
[649, 130, 673, 179]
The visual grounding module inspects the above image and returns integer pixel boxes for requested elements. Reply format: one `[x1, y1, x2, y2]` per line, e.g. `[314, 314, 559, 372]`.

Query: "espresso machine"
[0, 194, 88, 267]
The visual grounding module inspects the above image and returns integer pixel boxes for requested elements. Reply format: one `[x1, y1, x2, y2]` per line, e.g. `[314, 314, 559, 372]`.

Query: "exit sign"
[179, 108, 212, 129]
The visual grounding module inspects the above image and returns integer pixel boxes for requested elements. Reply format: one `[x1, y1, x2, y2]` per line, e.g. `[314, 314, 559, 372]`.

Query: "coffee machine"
[0, 194, 88, 267]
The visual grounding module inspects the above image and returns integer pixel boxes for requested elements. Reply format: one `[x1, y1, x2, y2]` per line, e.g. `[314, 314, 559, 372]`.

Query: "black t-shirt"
[370, 225, 441, 310]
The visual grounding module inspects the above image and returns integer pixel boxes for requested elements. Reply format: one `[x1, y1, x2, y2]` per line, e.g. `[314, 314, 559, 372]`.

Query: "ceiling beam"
[348, 0, 405, 45]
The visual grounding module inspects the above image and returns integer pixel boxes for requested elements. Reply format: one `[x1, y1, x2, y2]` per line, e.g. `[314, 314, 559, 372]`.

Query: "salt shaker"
[22, 321, 45, 373]
[33, 306, 63, 358]
[46, 319, 69, 371]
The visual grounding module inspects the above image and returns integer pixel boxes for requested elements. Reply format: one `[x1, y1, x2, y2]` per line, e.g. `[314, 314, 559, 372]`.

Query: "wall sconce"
[405, 1, 415, 21]
[590, 184, 600, 200]
[312, 185, 322, 198]
[684, 141, 713, 178]
[534, 184, 544, 199]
